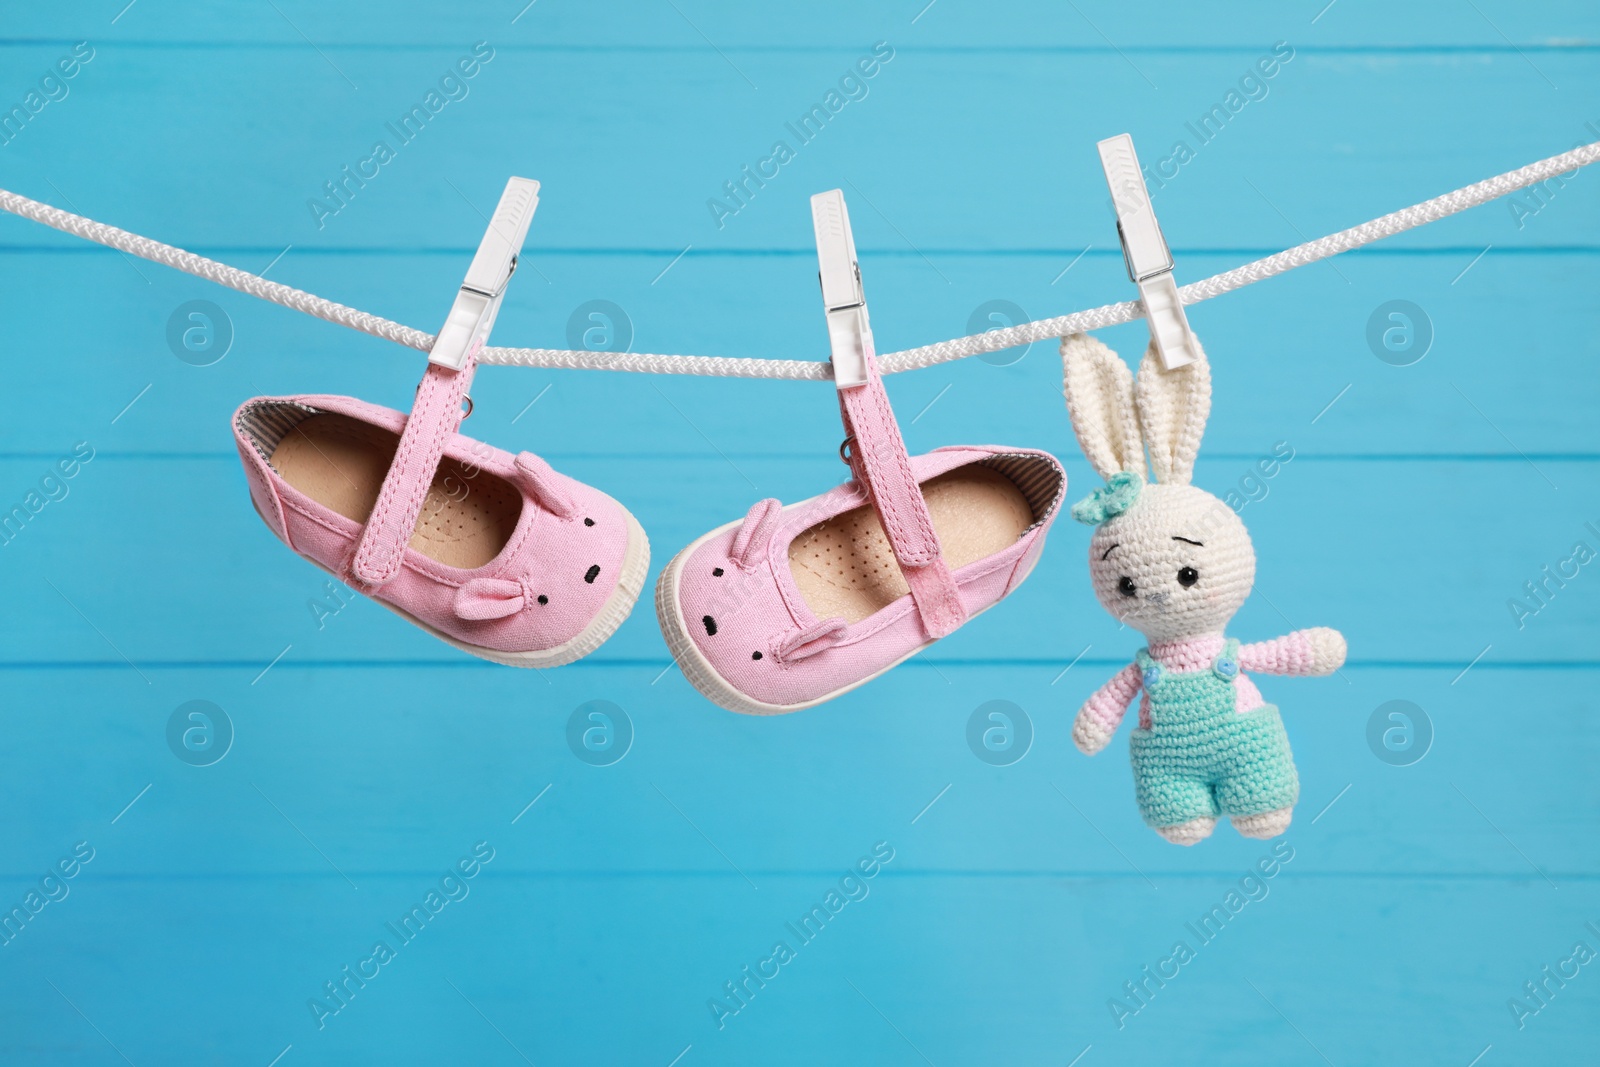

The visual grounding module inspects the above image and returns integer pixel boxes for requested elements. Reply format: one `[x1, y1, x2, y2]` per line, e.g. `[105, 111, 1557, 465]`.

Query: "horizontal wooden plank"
[0, 247, 1595, 456]
[0, 879, 1596, 1064]
[0, 661, 1593, 881]
[0, 878, 1590, 1064]
[5, 0, 1599, 49]
[0, 454, 1594, 662]
[0, 47, 1593, 255]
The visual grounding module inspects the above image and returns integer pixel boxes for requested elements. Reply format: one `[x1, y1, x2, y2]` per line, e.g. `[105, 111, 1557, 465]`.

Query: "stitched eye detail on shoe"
[751, 651, 762, 660]
[537, 594, 548, 605]
[712, 567, 724, 577]
[583, 517, 595, 527]
[703, 615, 718, 636]
[1177, 566, 1199, 588]
[1117, 576, 1137, 597]
[584, 565, 600, 584]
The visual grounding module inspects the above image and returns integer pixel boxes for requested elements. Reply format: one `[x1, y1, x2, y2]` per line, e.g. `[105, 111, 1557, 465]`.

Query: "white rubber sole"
[261, 498, 650, 669]
[654, 514, 1037, 715]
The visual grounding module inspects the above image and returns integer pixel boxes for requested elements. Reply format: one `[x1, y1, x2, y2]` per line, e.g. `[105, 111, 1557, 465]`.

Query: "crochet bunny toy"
[1060, 333, 1346, 846]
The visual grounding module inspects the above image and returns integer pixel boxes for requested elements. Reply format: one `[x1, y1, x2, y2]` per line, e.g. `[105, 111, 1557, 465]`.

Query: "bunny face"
[1062, 331, 1252, 642]
[1087, 483, 1254, 641]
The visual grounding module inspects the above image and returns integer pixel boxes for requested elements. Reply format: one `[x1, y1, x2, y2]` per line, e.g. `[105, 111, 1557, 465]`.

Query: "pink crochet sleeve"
[1239, 631, 1321, 675]
[1081, 662, 1142, 734]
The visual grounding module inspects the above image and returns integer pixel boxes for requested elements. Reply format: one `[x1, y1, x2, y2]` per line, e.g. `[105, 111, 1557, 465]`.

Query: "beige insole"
[268, 413, 520, 570]
[788, 466, 1033, 624]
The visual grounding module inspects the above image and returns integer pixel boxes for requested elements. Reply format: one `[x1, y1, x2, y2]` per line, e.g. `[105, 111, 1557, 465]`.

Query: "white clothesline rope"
[2, 140, 1596, 381]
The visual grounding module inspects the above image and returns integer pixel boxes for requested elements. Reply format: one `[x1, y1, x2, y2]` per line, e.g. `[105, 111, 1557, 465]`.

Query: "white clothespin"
[810, 189, 872, 389]
[428, 176, 541, 370]
[1097, 134, 1198, 371]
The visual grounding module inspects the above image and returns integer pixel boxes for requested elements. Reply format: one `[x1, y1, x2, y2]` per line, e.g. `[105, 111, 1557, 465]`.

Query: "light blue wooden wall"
[1, 2, 1596, 1064]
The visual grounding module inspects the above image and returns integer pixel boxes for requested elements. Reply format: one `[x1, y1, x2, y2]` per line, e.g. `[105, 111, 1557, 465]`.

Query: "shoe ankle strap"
[812, 189, 965, 639]
[348, 178, 539, 589]
[836, 343, 966, 639]
[348, 356, 477, 587]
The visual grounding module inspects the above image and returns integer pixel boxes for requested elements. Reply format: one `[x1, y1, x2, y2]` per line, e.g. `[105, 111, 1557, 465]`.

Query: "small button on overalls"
[1127, 639, 1299, 828]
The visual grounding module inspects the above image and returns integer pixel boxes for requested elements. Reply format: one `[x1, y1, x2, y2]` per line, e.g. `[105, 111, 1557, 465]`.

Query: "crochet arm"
[1072, 663, 1142, 755]
[1239, 627, 1347, 676]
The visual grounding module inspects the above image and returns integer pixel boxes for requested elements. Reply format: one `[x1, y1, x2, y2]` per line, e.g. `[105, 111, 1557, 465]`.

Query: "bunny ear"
[1135, 338, 1211, 485]
[1061, 333, 1145, 481]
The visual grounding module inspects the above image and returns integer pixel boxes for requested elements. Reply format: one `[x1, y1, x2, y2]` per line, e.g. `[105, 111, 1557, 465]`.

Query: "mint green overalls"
[1128, 639, 1299, 828]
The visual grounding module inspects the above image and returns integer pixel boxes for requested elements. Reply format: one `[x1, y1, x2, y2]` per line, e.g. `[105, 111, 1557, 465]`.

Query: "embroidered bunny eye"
[1117, 576, 1137, 597]
[1177, 566, 1199, 588]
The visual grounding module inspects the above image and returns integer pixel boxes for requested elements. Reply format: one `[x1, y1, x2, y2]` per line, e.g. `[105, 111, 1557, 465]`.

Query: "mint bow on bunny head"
[1070, 469, 1142, 526]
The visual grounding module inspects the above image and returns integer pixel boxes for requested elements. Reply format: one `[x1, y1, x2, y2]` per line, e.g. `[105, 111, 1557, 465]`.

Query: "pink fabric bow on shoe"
[231, 179, 649, 667]
[653, 190, 1066, 713]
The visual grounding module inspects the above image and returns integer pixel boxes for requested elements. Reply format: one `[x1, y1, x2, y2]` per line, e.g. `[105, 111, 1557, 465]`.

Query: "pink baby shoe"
[232, 178, 649, 667]
[654, 191, 1065, 713]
